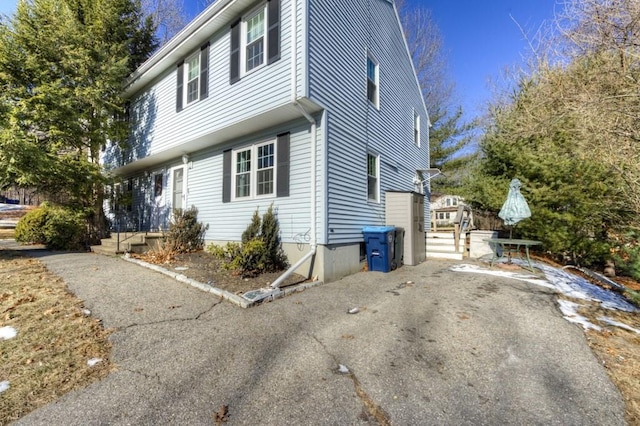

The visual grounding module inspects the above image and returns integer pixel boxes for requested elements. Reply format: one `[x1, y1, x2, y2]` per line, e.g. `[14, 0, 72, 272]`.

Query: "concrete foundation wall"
[206, 241, 363, 283]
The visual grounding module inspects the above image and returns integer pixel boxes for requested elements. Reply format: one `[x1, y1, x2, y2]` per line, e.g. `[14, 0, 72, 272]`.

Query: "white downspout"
[270, 1, 317, 289]
[271, 103, 317, 289]
[290, 0, 298, 102]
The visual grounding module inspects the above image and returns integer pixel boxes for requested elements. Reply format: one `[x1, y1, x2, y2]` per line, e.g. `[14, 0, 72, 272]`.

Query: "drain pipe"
[270, 102, 317, 289]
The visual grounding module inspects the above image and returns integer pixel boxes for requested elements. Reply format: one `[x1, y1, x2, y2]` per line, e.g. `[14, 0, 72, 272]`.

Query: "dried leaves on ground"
[135, 250, 308, 295]
[0, 249, 112, 425]
[580, 304, 640, 425]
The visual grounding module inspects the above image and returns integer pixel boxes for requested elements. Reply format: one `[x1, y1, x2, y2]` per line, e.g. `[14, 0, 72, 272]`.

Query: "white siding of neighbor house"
[308, 0, 430, 245]
[124, 0, 296, 162]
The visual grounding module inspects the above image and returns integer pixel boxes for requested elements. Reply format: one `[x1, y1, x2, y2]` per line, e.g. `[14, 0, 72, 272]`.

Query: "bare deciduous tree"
[142, 0, 187, 45]
[395, 0, 476, 191]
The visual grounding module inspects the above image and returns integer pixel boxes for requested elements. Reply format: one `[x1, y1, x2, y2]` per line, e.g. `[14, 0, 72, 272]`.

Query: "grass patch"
[0, 249, 112, 424]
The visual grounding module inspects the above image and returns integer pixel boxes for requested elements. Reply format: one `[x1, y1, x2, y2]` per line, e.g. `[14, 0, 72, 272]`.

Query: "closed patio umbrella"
[498, 178, 531, 238]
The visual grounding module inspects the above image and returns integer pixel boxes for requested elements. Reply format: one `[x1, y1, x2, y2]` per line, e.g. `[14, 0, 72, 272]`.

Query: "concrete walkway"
[9, 247, 625, 425]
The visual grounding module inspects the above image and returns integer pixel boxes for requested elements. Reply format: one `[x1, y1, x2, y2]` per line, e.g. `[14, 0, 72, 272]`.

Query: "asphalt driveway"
[13, 249, 625, 425]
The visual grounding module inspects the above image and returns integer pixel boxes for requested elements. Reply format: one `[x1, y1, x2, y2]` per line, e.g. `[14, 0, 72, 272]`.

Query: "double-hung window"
[367, 53, 379, 108]
[176, 42, 210, 112]
[185, 53, 200, 104]
[223, 133, 289, 203]
[230, 0, 281, 83]
[235, 148, 252, 198]
[367, 153, 379, 202]
[245, 8, 266, 71]
[233, 141, 276, 199]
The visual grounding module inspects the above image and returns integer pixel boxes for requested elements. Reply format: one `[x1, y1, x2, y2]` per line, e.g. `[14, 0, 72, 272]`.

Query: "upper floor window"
[176, 42, 210, 112]
[367, 152, 379, 202]
[414, 110, 420, 147]
[230, 0, 281, 84]
[445, 197, 458, 207]
[367, 54, 379, 108]
[245, 8, 266, 71]
[186, 53, 200, 104]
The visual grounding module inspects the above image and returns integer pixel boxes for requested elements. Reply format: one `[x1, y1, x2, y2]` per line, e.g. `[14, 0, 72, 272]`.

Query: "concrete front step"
[91, 232, 164, 255]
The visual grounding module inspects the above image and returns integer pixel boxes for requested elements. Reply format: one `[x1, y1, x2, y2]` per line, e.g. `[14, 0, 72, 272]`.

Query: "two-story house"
[103, 0, 430, 282]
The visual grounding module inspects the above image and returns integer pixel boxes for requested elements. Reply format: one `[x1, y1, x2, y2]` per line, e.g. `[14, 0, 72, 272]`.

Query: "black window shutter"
[176, 61, 184, 112]
[222, 149, 232, 203]
[200, 42, 210, 100]
[276, 132, 290, 197]
[267, 0, 281, 64]
[229, 20, 241, 84]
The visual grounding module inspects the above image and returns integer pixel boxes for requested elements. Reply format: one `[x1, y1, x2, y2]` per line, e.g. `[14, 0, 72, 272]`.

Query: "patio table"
[484, 238, 542, 272]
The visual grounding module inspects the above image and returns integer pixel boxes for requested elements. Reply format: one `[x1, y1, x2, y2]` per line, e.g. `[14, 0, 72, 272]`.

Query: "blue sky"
[0, 0, 559, 121]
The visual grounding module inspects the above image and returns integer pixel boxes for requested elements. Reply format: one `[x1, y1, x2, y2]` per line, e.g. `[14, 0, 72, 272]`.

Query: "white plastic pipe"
[271, 101, 317, 289]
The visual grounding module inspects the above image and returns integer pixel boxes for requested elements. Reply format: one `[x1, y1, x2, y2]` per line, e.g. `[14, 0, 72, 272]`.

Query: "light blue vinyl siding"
[124, 0, 295, 162]
[308, 0, 429, 244]
[184, 119, 317, 244]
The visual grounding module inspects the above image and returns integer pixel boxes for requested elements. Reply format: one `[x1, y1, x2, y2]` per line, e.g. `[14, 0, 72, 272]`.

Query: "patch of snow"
[338, 364, 349, 374]
[0, 381, 9, 394]
[87, 358, 103, 367]
[347, 307, 360, 314]
[82, 309, 91, 316]
[536, 262, 638, 312]
[0, 326, 17, 340]
[598, 316, 640, 334]
[174, 266, 188, 271]
[451, 262, 639, 313]
[558, 300, 602, 331]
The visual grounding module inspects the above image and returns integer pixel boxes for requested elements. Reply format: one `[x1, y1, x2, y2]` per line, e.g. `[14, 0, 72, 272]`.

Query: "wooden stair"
[426, 231, 465, 260]
[91, 232, 164, 255]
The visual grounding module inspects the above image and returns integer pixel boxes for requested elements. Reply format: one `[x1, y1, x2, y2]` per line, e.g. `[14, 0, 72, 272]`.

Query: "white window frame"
[232, 140, 277, 201]
[241, 3, 268, 76]
[413, 109, 420, 147]
[184, 52, 200, 106]
[367, 152, 380, 203]
[367, 53, 379, 108]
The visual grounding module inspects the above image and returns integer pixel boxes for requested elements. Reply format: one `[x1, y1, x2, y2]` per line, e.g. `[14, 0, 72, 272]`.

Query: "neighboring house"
[103, 0, 430, 282]
[430, 194, 470, 230]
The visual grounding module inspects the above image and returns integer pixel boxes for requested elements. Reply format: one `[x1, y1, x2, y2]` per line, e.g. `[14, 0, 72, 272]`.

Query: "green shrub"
[227, 239, 266, 277]
[611, 230, 640, 281]
[241, 209, 261, 244]
[15, 203, 87, 250]
[15, 204, 49, 244]
[165, 206, 208, 253]
[260, 204, 287, 271]
[207, 204, 288, 277]
[207, 242, 241, 262]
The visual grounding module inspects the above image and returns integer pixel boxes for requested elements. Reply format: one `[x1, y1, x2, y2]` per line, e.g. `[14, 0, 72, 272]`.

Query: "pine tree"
[0, 0, 156, 241]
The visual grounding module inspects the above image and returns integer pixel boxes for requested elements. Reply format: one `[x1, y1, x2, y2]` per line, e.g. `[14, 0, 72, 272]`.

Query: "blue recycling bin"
[362, 226, 396, 272]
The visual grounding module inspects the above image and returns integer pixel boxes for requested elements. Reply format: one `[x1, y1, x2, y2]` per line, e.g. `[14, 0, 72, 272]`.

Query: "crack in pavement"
[310, 335, 391, 425]
[121, 368, 163, 385]
[115, 300, 222, 331]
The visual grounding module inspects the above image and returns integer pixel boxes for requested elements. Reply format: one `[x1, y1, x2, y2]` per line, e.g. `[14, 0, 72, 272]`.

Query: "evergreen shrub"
[15, 202, 87, 250]
[207, 204, 288, 277]
[165, 206, 208, 253]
